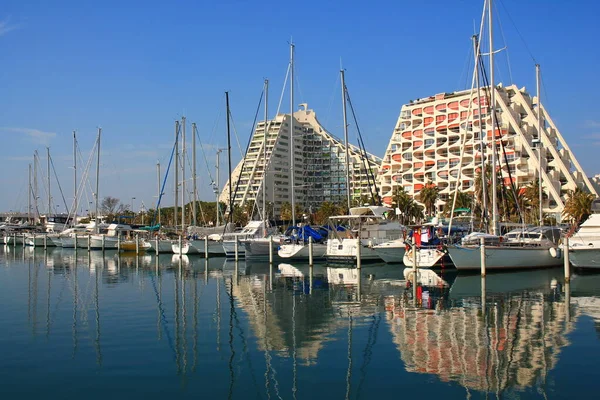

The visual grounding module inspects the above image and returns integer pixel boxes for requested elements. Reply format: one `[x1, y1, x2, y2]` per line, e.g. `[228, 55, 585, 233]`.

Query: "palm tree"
[418, 181, 439, 217]
[563, 188, 595, 225]
[391, 186, 423, 225]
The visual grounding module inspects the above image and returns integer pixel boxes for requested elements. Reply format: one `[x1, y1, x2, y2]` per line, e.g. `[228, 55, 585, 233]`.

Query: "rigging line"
[195, 125, 217, 191]
[497, 0, 537, 64]
[345, 88, 380, 205]
[151, 132, 178, 227]
[227, 109, 245, 159]
[494, 0, 513, 85]
[324, 73, 341, 129]
[478, 55, 524, 223]
[49, 153, 69, 214]
[276, 64, 291, 117]
[227, 88, 265, 228]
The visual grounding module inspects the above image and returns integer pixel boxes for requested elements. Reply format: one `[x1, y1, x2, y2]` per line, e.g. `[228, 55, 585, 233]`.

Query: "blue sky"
[1, 0, 599, 214]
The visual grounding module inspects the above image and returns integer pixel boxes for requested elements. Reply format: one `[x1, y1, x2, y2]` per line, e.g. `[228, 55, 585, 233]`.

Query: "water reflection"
[2, 245, 600, 398]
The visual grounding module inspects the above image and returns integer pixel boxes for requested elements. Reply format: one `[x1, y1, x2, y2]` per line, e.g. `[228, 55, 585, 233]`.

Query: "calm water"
[1, 246, 600, 399]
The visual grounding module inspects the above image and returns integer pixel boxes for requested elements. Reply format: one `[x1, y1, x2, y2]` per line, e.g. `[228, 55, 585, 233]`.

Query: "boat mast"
[73, 131, 77, 225]
[536, 64, 543, 226]
[290, 42, 296, 227]
[192, 122, 197, 227]
[341, 69, 351, 211]
[34, 151, 39, 222]
[488, 0, 498, 236]
[94, 128, 101, 233]
[174, 120, 179, 229]
[226, 92, 233, 224]
[28, 163, 31, 223]
[157, 161, 161, 226]
[216, 149, 222, 227]
[181, 116, 186, 233]
[47, 147, 51, 216]
[263, 78, 269, 235]
[472, 34, 488, 229]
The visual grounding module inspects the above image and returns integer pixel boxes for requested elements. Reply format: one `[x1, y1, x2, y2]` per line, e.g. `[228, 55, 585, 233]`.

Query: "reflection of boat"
[403, 268, 449, 287]
[147, 239, 174, 253]
[449, 267, 563, 298]
[387, 283, 574, 393]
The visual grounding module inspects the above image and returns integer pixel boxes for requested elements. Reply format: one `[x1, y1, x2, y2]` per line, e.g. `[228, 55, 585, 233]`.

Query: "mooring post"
[308, 236, 314, 266]
[356, 238, 362, 269]
[269, 236, 273, 264]
[564, 236, 570, 283]
[480, 236, 486, 277]
[204, 236, 209, 259]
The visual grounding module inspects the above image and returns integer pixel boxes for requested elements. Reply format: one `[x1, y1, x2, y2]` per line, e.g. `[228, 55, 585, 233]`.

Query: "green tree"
[563, 188, 595, 225]
[418, 181, 439, 217]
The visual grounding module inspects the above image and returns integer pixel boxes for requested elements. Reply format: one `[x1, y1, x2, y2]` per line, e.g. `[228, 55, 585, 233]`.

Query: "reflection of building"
[386, 294, 575, 392]
[220, 105, 381, 218]
[378, 85, 597, 215]
[232, 274, 337, 365]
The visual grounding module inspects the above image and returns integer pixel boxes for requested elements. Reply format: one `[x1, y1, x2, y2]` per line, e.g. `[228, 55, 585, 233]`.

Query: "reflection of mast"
[345, 314, 353, 400]
[175, 260, 181, 373]
[228, 277, 236, 400]
[46, 254, 51, 338]
[72, 257, 78, 358]
[292, 289, 297, 400]
[182, 269, 188, 376]
[94, 256, 103, 367]
[192, 271, 198, 372]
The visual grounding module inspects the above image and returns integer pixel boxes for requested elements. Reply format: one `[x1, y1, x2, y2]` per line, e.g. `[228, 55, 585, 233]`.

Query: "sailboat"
[446, 0, 563, 271]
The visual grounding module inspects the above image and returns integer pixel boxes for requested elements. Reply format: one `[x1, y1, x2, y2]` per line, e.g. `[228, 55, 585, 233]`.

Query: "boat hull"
[403, 247, 448, 268]
[278, 243, 327, 260]
[223, 239, 245, 258]
[147, 239, 174, 253]
[243, 238, 280, 259]
[372, 242, 407, 264]
[326, 238, 383, 263]
[447, 245, 563, 271]
[569, 247, 600, 269]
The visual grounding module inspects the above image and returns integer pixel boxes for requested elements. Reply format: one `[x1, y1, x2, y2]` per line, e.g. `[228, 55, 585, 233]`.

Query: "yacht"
[325, 205, 406, 263]
[221, 220, 272, 258]
[568, 201, 600, 269]
[447, 226, 564, 271]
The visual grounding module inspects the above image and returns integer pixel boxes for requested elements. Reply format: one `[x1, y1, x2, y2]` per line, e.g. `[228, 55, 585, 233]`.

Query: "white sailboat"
[446, 0, 564, 271]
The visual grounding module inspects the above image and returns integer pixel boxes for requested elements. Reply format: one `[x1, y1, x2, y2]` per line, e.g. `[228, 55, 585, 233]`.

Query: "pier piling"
[480, 236, 486, 277]
[564, 236, 570, 283]
[234, 239, 239, 262]
[204, 236, 208, 259]
[308, 236, 313, 266]
[356, 238, 362, 269]
[269, 236, 273, 264]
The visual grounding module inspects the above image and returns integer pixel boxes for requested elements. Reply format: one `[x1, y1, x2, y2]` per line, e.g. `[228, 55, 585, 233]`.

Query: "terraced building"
[220, 104, 381, 218]
[378, 84, 597, 216]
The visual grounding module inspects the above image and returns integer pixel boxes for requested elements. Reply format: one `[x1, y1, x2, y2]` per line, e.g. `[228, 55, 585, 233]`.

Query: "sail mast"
[73, 131, 77, 225]
[181, 116, 186, 233]
[216, 149, 222, 227]
[290, 41, 296, 227]
[536, 63, 543, 226]
[226, 92, 233, 224]
[192, 122, 197, 227]
[472, 34, 488, 229]
[94, 128, 101, 233]
[28, 163, 32, 223]
[341, 69, 351, 210]
[263, 79, 269, 234]
[47, 147, 51, 216]
[174, 120, 179, 230]
[488, 0, 498, 236]
[157, 161, 161, 227]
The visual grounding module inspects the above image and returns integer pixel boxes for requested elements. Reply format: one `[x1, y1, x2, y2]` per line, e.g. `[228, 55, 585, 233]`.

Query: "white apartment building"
[220, 104, 381, 218]
[378, 83, 597, 215]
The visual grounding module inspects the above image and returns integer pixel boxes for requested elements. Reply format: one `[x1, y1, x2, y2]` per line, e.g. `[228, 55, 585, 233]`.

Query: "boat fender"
[549, 247, 561, 258]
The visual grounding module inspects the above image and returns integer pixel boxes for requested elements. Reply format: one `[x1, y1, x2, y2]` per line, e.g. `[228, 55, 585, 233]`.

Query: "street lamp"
[131, 197, 136, 213]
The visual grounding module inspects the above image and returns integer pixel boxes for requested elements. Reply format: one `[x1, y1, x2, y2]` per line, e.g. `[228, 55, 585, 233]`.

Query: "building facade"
[378, 83, 597, 216]
[220, 104, 381, 218]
